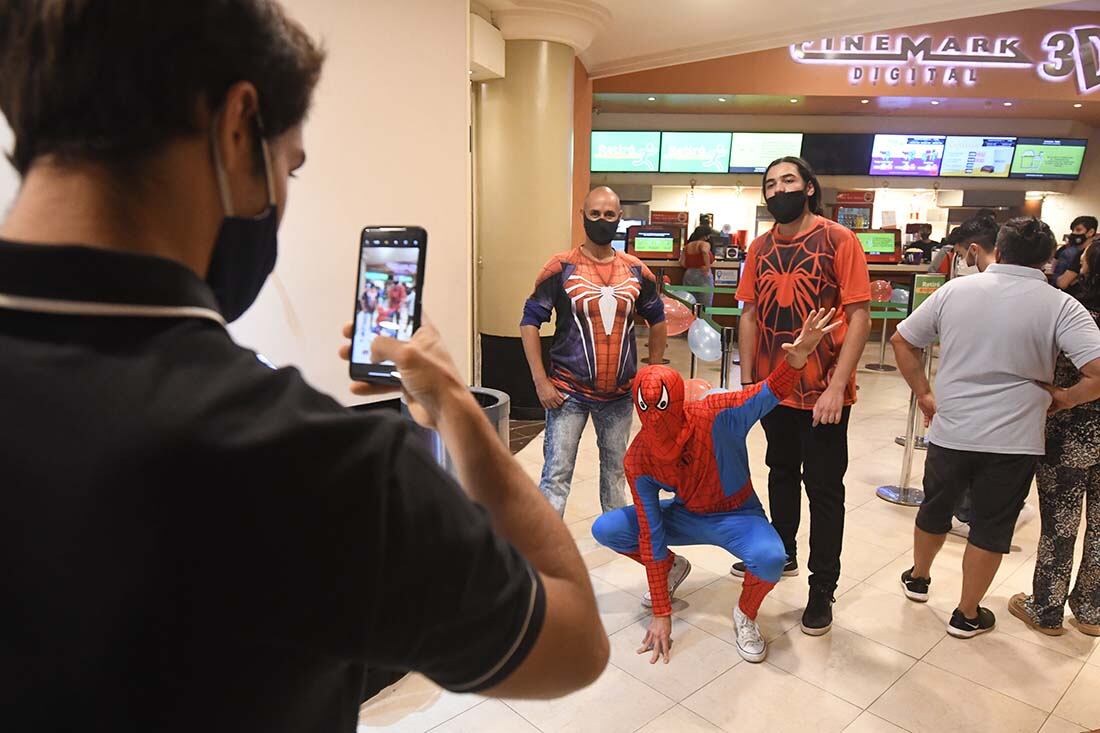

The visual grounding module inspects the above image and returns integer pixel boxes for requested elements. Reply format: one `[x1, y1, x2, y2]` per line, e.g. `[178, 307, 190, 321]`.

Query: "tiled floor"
[359, 335, 1100, 733]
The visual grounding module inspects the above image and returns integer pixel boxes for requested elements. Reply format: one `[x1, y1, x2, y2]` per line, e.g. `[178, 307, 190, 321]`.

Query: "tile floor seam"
[501, 697, 552, 733]
[1046, 664, 1091, 730]
[611, 615, 741, 701]
[420, 697, 490, 733]
[917, 647, 1065, 717]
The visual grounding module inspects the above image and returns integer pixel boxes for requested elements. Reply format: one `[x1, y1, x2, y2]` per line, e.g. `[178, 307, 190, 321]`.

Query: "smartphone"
[349, 226, 426, 384]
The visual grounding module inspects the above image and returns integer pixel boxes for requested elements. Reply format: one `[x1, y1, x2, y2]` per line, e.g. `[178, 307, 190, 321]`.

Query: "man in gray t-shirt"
[891, 217, 1100, 640]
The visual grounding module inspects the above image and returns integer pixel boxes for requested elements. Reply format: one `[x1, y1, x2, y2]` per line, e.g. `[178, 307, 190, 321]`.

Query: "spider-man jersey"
[626, 361, 802, 615]
[521, 248, 665, 402]
[736, 217, 871, 410]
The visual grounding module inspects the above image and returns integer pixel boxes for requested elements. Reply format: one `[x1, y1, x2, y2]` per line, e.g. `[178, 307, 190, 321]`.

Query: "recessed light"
[930, 100, 940, 105]
[647, 96, 656, 101]
[789, 98, 799, 104]
[1003, 101, 1013, 107]
[718, 97, 727, 102]
[860, 99, 870, 104]
[1074, 103, 1083, 108]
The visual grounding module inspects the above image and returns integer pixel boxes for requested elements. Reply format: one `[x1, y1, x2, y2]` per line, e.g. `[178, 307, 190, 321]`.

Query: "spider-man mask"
[634, 365, 689, 457]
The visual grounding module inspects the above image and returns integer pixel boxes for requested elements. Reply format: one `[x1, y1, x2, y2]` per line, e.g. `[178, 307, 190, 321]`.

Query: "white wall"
[0, 115, 18, 215]
[229, 0, 472, 403]
[0, 2, 474, 406]
[650, 185, 759, 235]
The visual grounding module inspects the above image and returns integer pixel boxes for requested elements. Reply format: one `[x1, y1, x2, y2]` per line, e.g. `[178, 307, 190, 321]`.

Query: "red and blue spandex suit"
[592, 361, 801, 618]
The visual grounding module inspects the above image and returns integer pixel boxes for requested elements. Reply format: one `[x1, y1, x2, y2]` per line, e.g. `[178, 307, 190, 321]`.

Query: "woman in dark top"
[1011, 243, 1100, 636]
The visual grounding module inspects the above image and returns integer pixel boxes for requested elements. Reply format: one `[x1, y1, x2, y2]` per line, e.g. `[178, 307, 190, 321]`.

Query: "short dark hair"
[0, 0, 325, 176]
[996, 217, 1057, 267]
[1071, 216, 1098, 233]
[953, 215, 999, 253]
[918, 223, 933, 238]
[762, 156, 824, 215]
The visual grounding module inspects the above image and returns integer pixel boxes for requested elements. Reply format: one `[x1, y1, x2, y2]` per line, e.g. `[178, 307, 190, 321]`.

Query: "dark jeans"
[760, 404, 851, 593]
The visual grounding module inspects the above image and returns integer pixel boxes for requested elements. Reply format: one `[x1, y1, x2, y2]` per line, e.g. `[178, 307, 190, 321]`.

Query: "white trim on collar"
[0, 292, 226, 327]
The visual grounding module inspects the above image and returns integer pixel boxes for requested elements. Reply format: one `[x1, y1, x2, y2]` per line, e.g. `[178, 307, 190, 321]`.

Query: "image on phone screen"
[350, 228, 425, 382]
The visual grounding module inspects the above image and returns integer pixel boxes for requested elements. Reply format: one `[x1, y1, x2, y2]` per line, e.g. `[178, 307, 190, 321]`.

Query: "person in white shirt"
[891, 217, 1100, 639]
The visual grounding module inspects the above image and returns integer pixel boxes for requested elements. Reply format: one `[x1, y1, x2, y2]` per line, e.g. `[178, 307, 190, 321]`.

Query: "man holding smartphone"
[521, 186, 669, 517]
[0, 2, 607, 730]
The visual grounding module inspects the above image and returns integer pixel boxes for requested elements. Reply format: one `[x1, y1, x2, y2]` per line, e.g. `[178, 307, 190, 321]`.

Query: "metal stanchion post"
[719, 326, 735, 389]
[878, 348, 930, 507]
[865, 315, 897, 372]
[689, 303, 702, 379]
[896, 345, 934, 450]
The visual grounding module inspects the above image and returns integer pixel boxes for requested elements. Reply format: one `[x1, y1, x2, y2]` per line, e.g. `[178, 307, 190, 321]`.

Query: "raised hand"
[782, 307, 841, 366]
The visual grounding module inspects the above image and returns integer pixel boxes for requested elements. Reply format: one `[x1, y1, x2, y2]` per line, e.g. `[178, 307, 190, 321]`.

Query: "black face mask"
[1069, 234, 1088, 247]
[206, 205, 279, 323]
[766, 190, 808, 224]
[205, 112, 280, 323]
[583, 217, 620, 246]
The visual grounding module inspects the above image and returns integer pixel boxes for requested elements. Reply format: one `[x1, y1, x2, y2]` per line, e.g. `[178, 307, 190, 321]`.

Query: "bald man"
[521, 187, 669, 516]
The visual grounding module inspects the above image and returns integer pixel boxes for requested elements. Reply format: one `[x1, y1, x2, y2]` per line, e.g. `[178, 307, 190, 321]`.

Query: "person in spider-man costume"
[592, 308, 839, 664]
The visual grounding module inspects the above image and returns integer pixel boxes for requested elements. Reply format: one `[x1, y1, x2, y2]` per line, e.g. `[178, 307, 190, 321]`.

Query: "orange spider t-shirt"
[736, 216, 871, 410]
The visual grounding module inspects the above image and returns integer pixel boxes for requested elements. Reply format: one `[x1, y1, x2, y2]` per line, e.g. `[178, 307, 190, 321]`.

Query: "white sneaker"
[733, 606, 766, 663]
[1016, 502, 1037, 531]
[948, 516, 971, 539]
[642, 555, 692, 608]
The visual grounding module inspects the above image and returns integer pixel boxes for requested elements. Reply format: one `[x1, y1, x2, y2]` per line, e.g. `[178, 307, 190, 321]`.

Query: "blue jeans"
[540, 394, 633, 516]
[591, 495, 787, 583]
[682, 268, 714, 309]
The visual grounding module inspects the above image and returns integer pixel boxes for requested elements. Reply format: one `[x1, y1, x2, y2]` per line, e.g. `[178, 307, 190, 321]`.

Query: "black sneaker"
[948, 607, 996, 639]
[901, 568, 931, 603]
[731, 557, 799, 578]
[801, 587, 835, 636]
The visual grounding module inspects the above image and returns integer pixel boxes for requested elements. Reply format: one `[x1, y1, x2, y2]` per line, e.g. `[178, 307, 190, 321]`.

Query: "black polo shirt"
[0, 240, 545, 731]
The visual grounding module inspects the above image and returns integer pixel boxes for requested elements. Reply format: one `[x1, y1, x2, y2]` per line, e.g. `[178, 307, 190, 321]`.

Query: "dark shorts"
[916, 444, 1037, 554]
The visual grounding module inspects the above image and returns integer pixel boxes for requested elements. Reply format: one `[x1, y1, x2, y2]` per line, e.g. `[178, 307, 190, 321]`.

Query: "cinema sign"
[791, 27, 1100, 94]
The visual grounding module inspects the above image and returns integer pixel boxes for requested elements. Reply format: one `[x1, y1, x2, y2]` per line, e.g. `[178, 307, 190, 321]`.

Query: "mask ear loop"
[254, 111, 277, 208]
[210, 109, 236, 216]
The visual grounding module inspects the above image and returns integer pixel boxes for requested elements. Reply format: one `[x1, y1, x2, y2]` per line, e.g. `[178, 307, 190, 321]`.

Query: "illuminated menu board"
[940, 136, 1016, 178]
[659, 132, 733, 173]
[869, 134, 946, 177]
[1009, 138, 1087, 180]
[728, 133, 804, 173]
[590, 131, 661, 172]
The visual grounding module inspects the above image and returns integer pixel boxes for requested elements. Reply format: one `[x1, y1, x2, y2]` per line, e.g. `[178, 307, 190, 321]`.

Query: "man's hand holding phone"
[340, 317, 471, 430]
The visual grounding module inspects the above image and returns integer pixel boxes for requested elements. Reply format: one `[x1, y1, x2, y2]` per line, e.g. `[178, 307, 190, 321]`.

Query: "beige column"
[475, 39, 575, 337]
[472, 2, 610, 414]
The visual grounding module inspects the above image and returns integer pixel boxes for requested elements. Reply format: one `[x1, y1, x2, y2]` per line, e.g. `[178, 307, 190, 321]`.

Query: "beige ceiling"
[479, 0, 1071, 79]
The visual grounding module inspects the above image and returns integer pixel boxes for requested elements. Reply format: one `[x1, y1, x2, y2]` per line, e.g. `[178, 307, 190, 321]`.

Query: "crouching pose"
[593, 309, 839, 663]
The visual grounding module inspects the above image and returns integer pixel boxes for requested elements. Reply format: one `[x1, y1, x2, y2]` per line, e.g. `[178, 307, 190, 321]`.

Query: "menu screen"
[856, 232, 897, 255]
[1009, 138, 1087, 180]
[940, 136, 1016, 178]
[869, 134, 946, 177]
[728, 132, 804, 173]
[660, 132, 733, 173]
[590, 131, 661, 172]
[633, 232, 675, 253]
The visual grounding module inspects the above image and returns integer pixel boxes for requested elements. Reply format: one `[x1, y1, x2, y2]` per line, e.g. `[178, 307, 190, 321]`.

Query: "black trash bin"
[401, 387, 510, 477]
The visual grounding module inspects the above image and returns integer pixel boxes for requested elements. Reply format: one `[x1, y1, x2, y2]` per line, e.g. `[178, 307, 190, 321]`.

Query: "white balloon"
[688, 319, 722, 362]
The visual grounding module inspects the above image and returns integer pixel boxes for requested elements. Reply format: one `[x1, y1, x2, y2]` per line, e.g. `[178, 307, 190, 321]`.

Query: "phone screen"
[350, 227, 425, 382]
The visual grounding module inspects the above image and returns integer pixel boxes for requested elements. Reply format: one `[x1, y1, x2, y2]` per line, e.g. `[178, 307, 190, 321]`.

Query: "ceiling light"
[647, 96, 656, 101]
[1025, 191, 1046, 201]
[930, 100, 940, 105]
[718, 97, 727, 102]
[1074, 103, 1083, 108]
[789, 98, 799, 104]
[1003, 101, 1013, 107]
[860, 99, 870, 104]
